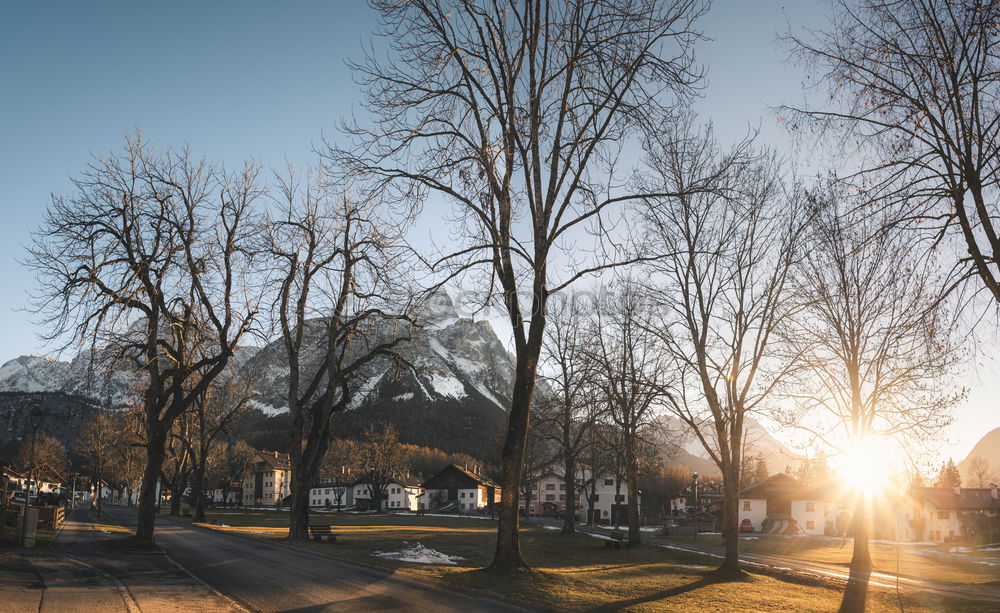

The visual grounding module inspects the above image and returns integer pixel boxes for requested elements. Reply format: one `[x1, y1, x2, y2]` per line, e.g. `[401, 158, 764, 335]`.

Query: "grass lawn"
[660, 534, 1000, 585]
[173, 508, 996, 612]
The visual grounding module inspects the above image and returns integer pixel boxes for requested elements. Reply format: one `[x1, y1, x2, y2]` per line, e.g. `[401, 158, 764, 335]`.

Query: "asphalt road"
[102, 507, 528, 613]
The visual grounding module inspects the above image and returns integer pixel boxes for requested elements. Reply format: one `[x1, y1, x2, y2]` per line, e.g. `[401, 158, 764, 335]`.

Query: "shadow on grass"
[586, 571, 753, 612]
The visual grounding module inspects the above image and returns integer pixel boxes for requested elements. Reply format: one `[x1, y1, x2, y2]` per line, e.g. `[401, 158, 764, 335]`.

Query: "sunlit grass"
[175, 508, 997, 612]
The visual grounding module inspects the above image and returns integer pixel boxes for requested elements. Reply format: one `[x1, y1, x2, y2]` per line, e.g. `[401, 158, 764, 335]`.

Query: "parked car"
[740, 518, 754, 533]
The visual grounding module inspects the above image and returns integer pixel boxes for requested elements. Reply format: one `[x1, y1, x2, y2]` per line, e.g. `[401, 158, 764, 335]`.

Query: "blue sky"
[1, 1, 995, 463]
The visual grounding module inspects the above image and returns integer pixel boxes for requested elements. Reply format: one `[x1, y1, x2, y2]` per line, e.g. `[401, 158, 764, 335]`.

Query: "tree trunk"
[287, 458, 312, 540]
[193, 458, 207, 522]
[563, 455, 576, 534]
[626, 455, 641, 546]
[169, 485, 182, 516]
[718, 469, 742, 575]
[491, 346, 539, 571]
[839, 495, 872, 613]
[135, 426, 166, 542]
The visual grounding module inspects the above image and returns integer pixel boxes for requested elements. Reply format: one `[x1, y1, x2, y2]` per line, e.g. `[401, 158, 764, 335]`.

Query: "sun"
[836, 436, 898, 496]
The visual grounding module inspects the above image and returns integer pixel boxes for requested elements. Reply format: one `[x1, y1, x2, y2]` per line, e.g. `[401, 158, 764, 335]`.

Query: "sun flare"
[836, 436, 898, 496]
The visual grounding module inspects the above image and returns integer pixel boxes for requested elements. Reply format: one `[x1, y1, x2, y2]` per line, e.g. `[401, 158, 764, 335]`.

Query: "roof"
[255, 451, 291, 471]
[422, 464, 500, 490]
[740, 472, 799, 499]
[350, 475, 424, 488]
[909, 487, 1000, 511]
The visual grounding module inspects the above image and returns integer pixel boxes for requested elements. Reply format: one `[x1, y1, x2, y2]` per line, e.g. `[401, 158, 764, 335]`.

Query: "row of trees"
[29, 6, 1000, 613]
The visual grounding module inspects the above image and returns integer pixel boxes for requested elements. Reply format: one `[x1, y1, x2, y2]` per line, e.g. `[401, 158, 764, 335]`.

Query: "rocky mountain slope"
[0, 293, 514, 458]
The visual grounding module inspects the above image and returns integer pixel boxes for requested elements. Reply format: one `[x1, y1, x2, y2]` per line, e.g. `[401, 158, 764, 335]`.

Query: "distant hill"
[959, 426, 1000, 485]
[655, 415, 803, 477]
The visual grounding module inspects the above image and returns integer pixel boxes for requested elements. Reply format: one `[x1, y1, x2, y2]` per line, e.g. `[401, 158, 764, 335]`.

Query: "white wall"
[738, 498, 767, 532]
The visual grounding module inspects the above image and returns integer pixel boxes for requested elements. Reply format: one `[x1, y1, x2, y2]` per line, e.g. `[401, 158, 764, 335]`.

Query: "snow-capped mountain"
[0, 292, 514, 456]
[656, 414, 803, 476]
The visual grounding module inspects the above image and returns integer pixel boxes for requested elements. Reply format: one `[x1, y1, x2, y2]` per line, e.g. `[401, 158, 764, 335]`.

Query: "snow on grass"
[373, 541, 465, 565]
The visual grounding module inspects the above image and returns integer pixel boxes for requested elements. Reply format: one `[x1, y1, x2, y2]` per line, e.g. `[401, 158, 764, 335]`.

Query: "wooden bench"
[308, 525, 338, 542]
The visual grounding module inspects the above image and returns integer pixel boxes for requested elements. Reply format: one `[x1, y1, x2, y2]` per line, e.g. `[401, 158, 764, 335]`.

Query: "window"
[559, 494, 565, 501]
[546, 483, 555, 490]
[461, 492, 466, 498]
[603, 510, 609, 517]
[325, 489, 330, 494]
[615, 495, 625, 503]
[805, 502, 815, 512]
[545, 494, 555, 501]
[824, 505, 830, 515]
[592, 494, 600, 502]
[559, 483, 566, 490]
[743, 501, 751, 512]
[806, 521, 815, 530]
[938, 511, 949, 520]
[604, 478, 614, 486]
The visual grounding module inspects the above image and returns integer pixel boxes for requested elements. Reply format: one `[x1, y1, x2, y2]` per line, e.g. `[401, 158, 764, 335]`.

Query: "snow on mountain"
[244, 291, 514, 415]
[0, 355, 69, 392]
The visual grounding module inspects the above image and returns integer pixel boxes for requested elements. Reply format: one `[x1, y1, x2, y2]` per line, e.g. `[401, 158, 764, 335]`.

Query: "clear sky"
[1, 0, 995, 464]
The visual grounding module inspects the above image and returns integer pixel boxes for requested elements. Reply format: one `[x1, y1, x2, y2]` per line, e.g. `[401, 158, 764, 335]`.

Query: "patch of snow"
[373, 542, 465, 565]
[392, 392, 415, 402]
[249, 400, 290, 417]
[427, 372, 467, 399]
[949, 546, 972, 553]
[975, 559, 1000, 566]
[543, 525, 560, 530]
[348, 372, 384, 410]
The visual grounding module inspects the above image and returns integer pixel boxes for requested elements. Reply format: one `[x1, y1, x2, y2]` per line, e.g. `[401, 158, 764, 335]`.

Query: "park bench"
[308, 524, 338, 542]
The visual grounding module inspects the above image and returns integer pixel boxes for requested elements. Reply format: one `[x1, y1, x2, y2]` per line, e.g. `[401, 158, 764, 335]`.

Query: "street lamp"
[20, 406, 44, 546]
[691, 472, 700, 543]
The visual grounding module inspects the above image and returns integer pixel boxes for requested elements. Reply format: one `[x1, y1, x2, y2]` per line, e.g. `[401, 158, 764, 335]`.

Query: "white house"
[309, 481, 354, 510]
[737, 473, 850, 536]
[348, 476, 423, 511]
[421, 464, 501, 513]
[242, 451, 292, 507]
[897, 485, 1000, 542]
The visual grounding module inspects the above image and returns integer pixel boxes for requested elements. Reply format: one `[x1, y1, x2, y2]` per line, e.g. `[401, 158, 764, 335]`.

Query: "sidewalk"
[0, 507, 244, 613]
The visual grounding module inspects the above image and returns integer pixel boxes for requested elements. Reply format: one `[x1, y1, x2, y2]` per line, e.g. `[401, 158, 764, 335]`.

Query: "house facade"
[521, 471, 638, 524]
[242, 450, 292, 507]
[737, 473, 850, 536]
[421, 464, 500, 513]
[309, 481, 354, 510]
[350, 476, 423, 511]
[897, 485, 1000, 543]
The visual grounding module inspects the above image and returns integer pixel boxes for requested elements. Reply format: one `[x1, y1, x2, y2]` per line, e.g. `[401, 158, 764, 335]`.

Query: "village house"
[896, 485, 1000, 543]
[242, 450, 292, 507]
[521, 471, 639, 524]
[309, 480, 354, 510]
[737, 473, 851, 536]
[349, 475, 423, 511]
[421, 464, 500, 513]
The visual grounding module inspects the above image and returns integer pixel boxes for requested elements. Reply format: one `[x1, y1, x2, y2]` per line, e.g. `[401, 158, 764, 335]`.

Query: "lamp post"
[691, 472, 700, 543]
[20, 406, 44, 546]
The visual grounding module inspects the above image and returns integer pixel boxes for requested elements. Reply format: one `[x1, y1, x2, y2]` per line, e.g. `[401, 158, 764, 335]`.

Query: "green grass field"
[172, 508, 997, 612]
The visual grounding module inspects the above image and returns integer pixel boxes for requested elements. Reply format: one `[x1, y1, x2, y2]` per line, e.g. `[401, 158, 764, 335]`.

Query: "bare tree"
[17, 434, 69, 486]
[783, 0, 1000, 306]
[782, 184, 962, 613]
[28, 134, 261, 542]
[535, 293, 604, 533]
[587, 281, 672, 545]
[264, 165, 415, 540]
[641, 122, 803, 574]
[77, 412, 117, 515]
[335, 0, 708, 570]
[358, 425, 411, 512]
[191, 375, 254, 521]
[966, 456, 997, 488]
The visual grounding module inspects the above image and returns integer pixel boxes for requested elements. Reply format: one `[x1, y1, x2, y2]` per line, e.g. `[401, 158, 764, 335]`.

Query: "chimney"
[991, 483, 998, 500]
[953, 485, 961, 496]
